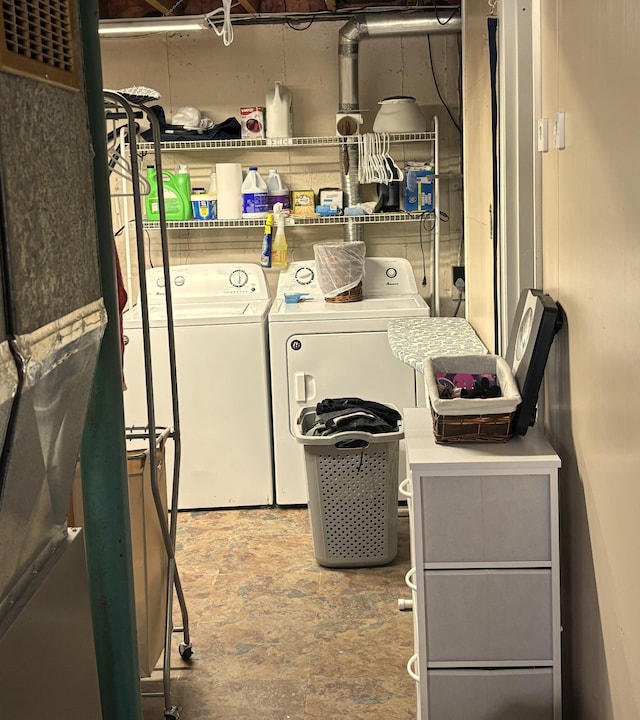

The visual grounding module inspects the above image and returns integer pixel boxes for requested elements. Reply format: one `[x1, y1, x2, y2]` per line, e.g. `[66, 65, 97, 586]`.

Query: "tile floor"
[141, 506, 415, 720]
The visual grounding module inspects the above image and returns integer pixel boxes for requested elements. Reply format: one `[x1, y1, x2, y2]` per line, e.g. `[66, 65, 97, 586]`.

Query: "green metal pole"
[78, 3, 143, 719]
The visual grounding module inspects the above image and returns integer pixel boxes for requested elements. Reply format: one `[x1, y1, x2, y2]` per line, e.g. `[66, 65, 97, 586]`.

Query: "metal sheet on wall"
[0, 0, 105, 615]
[0, 301, 106, 614]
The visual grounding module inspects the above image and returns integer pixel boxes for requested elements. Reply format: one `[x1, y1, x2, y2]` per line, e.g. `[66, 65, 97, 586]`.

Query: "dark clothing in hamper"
[308, 398, 401, 436]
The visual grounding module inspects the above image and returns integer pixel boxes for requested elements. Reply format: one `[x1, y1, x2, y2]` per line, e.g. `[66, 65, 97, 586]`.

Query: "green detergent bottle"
[145, 164, 192, 221]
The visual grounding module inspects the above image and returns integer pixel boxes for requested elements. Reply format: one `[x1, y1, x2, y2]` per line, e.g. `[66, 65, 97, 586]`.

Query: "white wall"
[540, 1, 640, 717]
[100, 20, 462, 307]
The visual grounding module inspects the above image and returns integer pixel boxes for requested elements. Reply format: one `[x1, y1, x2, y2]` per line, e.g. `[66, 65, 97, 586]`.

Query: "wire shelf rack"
[135, 131, 436, 153]
[142, 211, 428, 230]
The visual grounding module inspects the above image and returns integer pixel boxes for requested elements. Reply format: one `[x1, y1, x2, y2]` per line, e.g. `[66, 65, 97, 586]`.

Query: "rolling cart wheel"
[178, 642, 193, 660]
[164, 706, 180, 719]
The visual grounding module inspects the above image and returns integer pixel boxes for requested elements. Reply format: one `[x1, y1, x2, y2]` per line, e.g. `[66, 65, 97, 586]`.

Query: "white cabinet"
[403, 408, 562, 720]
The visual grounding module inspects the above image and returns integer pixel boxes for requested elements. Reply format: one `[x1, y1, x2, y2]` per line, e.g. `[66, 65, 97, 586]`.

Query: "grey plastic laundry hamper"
[295, 407, 403, 568]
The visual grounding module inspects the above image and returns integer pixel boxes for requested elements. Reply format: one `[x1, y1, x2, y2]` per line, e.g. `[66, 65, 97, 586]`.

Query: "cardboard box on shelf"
[240, 106, 265, 138]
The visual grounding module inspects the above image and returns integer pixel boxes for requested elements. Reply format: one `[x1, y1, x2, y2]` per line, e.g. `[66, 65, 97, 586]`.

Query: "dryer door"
[286, 330, 417, 425]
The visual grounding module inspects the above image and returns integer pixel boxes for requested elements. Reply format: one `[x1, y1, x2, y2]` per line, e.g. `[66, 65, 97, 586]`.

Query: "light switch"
[553, 112, 566, 150]
[537, 118, 549, 152]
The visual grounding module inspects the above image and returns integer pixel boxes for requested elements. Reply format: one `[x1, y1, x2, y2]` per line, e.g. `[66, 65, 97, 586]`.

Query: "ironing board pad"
[387, 317, 488, 373]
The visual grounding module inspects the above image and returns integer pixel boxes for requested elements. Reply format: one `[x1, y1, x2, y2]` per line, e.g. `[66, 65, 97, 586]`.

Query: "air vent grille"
[0, 0, 79, 90]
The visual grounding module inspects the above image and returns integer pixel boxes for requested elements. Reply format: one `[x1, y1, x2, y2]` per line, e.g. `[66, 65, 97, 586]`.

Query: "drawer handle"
[406, 653, 420, 682]
[404, 567, 417, 591]
[399, 477, 412, 498]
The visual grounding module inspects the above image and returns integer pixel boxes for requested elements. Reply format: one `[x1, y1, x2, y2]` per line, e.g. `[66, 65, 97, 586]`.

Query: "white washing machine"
[268, 256, 430, 505]
[122, 263, 273, 509]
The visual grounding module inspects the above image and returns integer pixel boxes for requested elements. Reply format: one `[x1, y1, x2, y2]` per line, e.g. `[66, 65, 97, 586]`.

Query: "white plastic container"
[190, 170, 218, 220]
[373, 96, 426, 133]
[265, 169, 290, 210]
[242, 167, 269, 218]
[265, 82, 293, 139]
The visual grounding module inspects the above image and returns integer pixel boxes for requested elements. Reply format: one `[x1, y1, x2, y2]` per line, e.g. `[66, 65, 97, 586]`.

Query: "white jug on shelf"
[266, 82, 293, 139]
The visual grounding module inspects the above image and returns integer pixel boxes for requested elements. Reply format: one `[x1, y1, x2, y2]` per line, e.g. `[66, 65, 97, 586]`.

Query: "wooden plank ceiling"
[99, 0, 459, 19]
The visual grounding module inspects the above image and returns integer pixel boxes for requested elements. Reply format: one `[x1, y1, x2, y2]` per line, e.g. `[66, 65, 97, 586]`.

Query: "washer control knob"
[386, 267, 398, 279]
[156, 277, 165, 288]
[230, 269, 249, 287]
[174, 275, 185, 287]
[294, 266, 314, 285]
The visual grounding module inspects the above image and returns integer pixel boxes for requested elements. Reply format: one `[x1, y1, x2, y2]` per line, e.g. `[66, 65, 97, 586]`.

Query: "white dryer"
[123, 263, 273, 509]
[268, 257, 430, 505]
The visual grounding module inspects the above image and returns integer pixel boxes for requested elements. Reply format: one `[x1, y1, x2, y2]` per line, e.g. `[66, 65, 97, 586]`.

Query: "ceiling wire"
[205, 0, 236, 45]
[427, 34, 461, 133]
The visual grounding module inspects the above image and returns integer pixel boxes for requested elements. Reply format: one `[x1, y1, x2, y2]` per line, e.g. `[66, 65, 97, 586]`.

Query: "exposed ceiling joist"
[235, 0, 259, 13]
[143, 0, 177, 14]
[142, 0, 258, 16]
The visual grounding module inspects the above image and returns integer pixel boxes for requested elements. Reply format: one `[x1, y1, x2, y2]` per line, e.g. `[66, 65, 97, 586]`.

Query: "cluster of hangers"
[105, 118, 151, 198]
[357, 132, 404, 185]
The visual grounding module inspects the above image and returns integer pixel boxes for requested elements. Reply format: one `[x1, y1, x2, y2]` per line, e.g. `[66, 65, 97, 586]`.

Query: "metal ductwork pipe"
[338, 11, 461, 243]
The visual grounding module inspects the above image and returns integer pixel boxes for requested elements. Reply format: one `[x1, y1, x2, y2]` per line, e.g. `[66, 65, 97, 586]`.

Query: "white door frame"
[497, 0, 542, 352]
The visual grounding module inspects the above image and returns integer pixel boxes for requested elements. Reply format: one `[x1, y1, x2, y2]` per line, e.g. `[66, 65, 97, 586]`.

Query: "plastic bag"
[313, 241, 366, 298]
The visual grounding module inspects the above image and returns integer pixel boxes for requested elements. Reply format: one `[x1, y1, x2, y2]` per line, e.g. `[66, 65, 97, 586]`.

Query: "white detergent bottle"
[241, 167, 269, 219]
[265, 169, 290, 210]
[266, 82, 293, 139]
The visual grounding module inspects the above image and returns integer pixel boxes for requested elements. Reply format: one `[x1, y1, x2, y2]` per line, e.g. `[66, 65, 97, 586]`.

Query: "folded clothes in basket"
[307, 398, 401, 436]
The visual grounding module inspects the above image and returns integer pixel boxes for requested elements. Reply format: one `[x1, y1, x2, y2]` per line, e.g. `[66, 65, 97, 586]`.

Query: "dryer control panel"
[275, 257, 420, 298]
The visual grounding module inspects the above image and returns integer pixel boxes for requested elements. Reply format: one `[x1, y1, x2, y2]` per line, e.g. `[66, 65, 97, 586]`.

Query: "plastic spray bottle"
[260, 212, 274, 268]
[271, 202, 288, 270]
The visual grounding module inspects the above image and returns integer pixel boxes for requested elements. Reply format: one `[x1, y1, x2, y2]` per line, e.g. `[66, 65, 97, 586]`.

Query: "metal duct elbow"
[338, 16, 368, 113]
[339, 11, 461, 112]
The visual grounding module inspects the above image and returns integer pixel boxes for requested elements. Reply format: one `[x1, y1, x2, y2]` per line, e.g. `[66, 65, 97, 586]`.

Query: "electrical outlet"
[452, 266, 465, 296]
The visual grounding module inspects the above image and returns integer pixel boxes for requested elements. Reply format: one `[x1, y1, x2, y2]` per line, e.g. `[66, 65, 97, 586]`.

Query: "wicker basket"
[431, 409, 515, 444]
[424, 355, 521, 444]
[325, 281, 363, 303]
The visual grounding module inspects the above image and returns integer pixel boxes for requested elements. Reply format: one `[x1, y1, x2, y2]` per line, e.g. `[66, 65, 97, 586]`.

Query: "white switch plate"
[537, 118, 549, 152]
[553, 112, 566, 149]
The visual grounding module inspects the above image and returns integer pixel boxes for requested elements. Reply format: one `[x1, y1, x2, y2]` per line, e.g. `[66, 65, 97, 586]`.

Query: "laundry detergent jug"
[265, 82, 293, 139]
[145, 165, 192, 221]
[265, 169, 290, 210]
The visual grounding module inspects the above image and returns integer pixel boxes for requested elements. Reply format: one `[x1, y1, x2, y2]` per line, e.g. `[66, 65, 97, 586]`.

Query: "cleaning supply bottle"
[175, 164, 192, 219]
[265, 169, 290, 210]
[266, 82, 293, 139]
[145, 165, 192, 221]
[241, 167, 269, 219]
[190, 169, 218, 220]
[271, 204, 288, 270]
[259, 212, 274, 268]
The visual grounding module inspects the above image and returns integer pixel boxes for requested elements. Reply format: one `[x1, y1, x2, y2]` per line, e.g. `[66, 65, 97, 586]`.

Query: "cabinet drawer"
[426, 668, 554, 720]
[424, 570, 553, 662]
[420, 474, 551, 563]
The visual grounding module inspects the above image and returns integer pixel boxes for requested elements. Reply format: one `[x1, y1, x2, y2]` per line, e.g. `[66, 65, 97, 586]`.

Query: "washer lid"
[268, 294, 429, 322]
[504, 289, 564, 435]
[124, 298, 271, 328]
